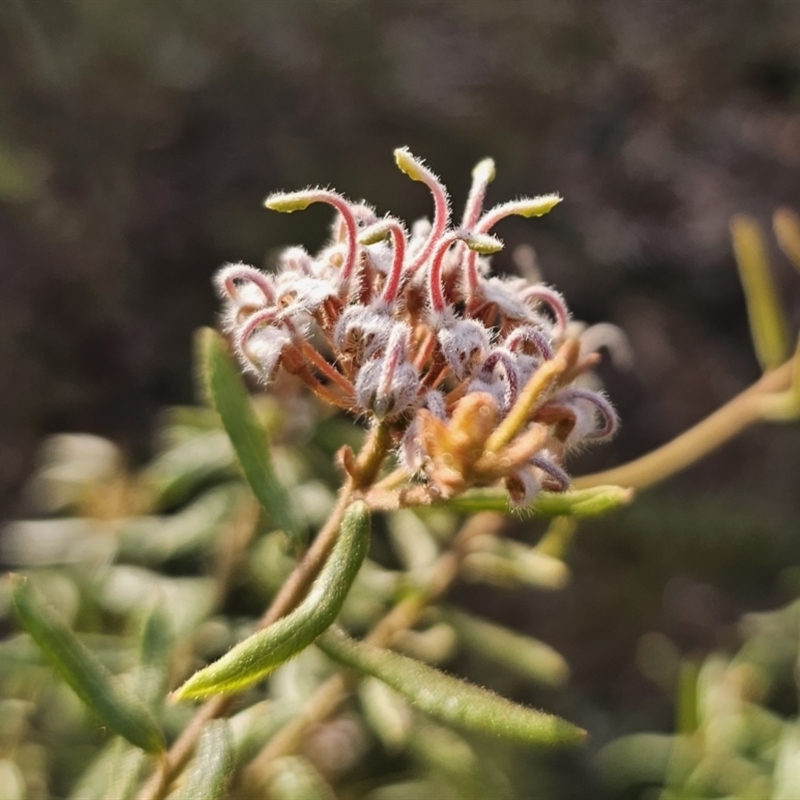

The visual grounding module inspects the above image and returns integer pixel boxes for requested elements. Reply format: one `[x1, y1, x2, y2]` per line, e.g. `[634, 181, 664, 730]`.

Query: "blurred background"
[2, 1, 800, 796]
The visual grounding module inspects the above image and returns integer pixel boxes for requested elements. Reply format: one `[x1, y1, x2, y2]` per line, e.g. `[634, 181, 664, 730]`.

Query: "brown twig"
[574, 359, 793, 491]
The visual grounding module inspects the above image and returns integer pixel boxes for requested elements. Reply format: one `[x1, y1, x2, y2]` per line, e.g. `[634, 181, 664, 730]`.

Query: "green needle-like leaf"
[441, 485, 632, 517]
[141, 429, 236, 509]
[774, 207, 800, 274]
[197, 327, 303, 547]
[269, 756, 337, 800]
[67, 738, 146, 800]
[730, 215, 791, 372]
[317, 626, 586, 747]
[10, 575, 165, 753]
[137, 603, 174, 709]
[174, 721, 233, 800]
[441, 607, 569, 688]
[174, 501, 370, 700]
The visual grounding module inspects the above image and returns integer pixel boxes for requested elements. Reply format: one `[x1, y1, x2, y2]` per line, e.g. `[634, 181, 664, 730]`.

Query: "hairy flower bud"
[355, 324, 419, 419]
[334, 306, 394, 360]
[438, 319, 491, 381]
[237, 323, 292, 384]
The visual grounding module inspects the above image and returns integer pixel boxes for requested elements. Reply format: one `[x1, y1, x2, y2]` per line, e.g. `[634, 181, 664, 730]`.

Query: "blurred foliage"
[598, 599, 800, 799]
[0, 223, 797, 794]
[3, 2, 800, 797]
[0, 337, 613, 798]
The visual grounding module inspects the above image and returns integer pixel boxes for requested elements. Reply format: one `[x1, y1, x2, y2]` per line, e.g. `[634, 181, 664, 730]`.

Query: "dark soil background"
[2, 1, 800, 794]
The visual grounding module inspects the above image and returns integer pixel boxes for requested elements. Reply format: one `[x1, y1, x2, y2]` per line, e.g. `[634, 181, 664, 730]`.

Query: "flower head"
[215, 149, 622, 504]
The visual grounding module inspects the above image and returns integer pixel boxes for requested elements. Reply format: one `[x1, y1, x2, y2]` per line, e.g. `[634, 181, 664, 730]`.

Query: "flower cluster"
[215, 149, 619, 504]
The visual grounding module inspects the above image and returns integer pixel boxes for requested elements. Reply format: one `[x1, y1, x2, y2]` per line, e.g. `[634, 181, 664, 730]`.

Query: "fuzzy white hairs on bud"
[438, 319, 492, 382]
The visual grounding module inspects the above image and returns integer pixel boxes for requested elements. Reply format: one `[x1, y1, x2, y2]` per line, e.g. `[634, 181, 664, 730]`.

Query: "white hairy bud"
[438, 319, 491, 382]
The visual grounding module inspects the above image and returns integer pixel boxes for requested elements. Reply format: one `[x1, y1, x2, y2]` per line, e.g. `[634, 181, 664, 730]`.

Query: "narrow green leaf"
[140, 429, 236, 509]
[774, 207, 800, 274]
[197, 327, 303, 547]
[229, 700, 297, 767]
[676, 659, 700, 736]
[359, 677, 413, 752]
[118, 486, 241, 565]
[68, 738, 147, 800]
[317, 626, 586, 747]
[0, 760, 24, 800]
[441, 607, 569, 688]
[174, 721, 233, 800]
[408, 722, 507, 799]
[535, 516, 578, 560]
[441, 485, 633, 517]
[269, 756, 337, 800]
[10, 575, 165, 753]
[772, 722, 800, 800]
[393, 623, 457, 664]
[595, 733, 675, 793]
[730, 215, 791, 371]
[137, 603, 174, 709]
[174, 501, 370, 699]
[462, 537, 569, 590]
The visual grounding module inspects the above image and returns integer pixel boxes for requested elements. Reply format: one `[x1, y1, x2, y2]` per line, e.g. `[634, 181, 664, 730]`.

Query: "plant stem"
[350, 420, 392, 489]
[574, 359, 793, 490]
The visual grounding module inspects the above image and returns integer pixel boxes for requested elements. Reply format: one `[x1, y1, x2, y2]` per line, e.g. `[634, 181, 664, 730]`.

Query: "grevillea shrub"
[2, 152, 799, 800]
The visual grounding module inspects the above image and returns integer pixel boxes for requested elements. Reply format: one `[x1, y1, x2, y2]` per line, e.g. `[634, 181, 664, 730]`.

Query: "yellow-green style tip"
[393, 147, 428, 182]
[464, 233, 504, 255]
[264, 191, 315, 213]
[472, 158, 496, 185]
[515, 194, 562, 218]
[358, 221, 394, 246]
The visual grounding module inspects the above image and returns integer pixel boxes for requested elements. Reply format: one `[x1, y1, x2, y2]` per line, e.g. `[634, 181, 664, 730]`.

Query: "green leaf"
[268, 756, 337, 800]
[730, 215, 791, 371]
[316, 626, 586, 747]
[461, 538, 569, 591]
[173, 501, 371, 700]
[196, 327, 303, 547]
[229, 700, 297, 767]
[408, 722, 507, 799]
[136, 602, 174, 709]
[10, 574, 165, 753]
[68, 738, 147, 800]
[174, 721, 234, 800]
[676, 659, 700, 736]
[118, 485, 242, 565]
[359, 677, 413, 752]
[441, 607, 568, 688]
[774, 207, 800, 275]
[595, 733, 676, 793]
[140, 429, 236, 509]
[441, 485, 633, 517]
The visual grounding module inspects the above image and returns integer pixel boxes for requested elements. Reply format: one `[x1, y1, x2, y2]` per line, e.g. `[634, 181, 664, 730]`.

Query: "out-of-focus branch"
[573, 358, 794, 491]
